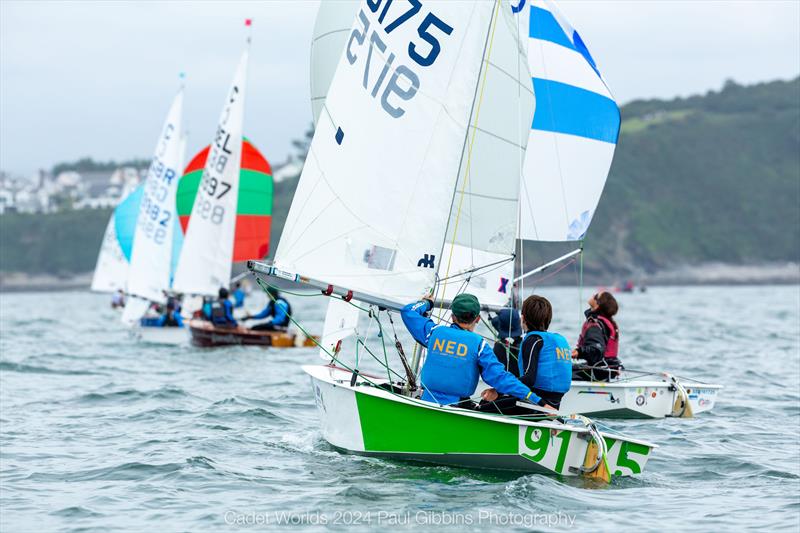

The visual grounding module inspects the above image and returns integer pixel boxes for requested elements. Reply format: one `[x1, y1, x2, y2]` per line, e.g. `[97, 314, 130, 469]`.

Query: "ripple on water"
[0, 287, 798, 532]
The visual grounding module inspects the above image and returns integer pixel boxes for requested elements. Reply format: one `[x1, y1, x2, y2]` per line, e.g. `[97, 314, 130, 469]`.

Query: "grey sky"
[1, 0, 798, 176]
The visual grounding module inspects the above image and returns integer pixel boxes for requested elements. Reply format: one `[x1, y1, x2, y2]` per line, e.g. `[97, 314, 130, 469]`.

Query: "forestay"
[436, 3, 534, 307]
[518, 0, 620, 241]
[276, 1, 497, 305]
[126, 91, 184, 304]
[173, 50, 248, 296]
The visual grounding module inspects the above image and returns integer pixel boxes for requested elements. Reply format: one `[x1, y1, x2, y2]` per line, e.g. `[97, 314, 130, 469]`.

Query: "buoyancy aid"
[210, 299, 231, 325]
[578, 314, 619, 358]
[520, 331, 572, 394]
[420, 324, 483, 400]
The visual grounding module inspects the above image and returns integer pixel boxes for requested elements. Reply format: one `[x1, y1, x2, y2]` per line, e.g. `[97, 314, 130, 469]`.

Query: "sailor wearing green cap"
[401, 293, 554, 410]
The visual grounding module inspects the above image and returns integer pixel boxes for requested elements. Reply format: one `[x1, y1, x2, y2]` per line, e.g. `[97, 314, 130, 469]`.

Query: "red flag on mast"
[245, 18, 252, 26]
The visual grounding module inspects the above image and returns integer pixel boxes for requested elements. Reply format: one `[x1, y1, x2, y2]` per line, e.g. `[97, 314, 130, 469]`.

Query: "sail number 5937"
[347, 0, 453, 118]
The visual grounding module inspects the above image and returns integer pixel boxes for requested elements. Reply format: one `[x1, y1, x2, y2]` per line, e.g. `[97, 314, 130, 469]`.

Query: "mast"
[435, 0, 501, 293]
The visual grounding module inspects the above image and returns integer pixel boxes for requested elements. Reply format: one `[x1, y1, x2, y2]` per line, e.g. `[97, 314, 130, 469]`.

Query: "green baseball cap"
[451, 293, 480, 322]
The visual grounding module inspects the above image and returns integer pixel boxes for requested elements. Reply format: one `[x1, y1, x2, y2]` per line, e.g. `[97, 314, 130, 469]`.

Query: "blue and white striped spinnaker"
[519, 0, 620, 242]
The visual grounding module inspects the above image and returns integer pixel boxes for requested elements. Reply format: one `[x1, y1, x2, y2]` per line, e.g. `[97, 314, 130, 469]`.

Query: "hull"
[304, 365, 656, 479]
[188, 319, 316, 348]
[131, 325, 188, 346]
[560, 377, 722, 419]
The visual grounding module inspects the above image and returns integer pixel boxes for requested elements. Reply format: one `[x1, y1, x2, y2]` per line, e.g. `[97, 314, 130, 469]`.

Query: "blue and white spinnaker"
[518, 0, 620, 242]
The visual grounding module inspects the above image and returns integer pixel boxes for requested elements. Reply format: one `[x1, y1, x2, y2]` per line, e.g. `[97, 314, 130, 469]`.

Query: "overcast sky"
[1, 0, 798, 176]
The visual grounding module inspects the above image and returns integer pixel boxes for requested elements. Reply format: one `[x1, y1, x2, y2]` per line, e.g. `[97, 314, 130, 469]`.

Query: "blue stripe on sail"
[532, 78, 620, 144]
[529, 6, 575, 51]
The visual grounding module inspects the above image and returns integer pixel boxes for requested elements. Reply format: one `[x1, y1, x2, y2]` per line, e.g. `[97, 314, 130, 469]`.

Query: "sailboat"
[172, 30, 315, 349]
[118, 86, 187, 345]
[307, 0, 722, 420]
[249, 0, 657, 479]
[90, 185, 140, 299]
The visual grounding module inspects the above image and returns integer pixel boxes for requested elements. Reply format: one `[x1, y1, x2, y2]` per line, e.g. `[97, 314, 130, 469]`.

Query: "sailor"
[232, 282, 246, 309]
[481, 295, 572, 412]
[400, 293, 555, 411]
[490, 308, 523, 376]
[572, 291, 622, 381]
[156, 301, 184, 328]
[111, 289, 125, 309]
[209, 287, 238, 328]
[243, 287, 292, 331]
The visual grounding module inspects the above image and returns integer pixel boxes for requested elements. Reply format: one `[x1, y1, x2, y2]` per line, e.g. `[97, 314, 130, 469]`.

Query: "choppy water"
[1, 285, 799, 531]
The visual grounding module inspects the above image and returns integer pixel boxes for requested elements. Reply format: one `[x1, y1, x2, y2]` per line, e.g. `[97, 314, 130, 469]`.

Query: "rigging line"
[515, 2, 525, 309]
[435, 0, 501, 319]
[251, 277, 566, 422]
[435, 255, 515, 283]
[578, 241, 585, 325]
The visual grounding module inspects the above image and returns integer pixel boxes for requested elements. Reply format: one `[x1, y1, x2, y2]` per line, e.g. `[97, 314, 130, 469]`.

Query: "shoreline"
[1, 262, 798, 293]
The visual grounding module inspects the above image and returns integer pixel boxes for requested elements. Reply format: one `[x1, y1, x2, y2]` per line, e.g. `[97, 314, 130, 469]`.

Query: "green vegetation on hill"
[581, 77, 800, 275]
[0, 208, 112, 275]
[1, 77, 798, 279]
[52, 157, 150, 175]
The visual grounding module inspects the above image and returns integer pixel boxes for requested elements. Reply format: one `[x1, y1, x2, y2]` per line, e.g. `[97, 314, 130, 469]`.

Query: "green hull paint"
[176, 169, 273, 216]
[356, 390, 516, 454]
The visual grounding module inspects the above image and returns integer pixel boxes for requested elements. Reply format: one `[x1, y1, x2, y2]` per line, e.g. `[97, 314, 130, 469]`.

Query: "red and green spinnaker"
[176, 138, 273, 261]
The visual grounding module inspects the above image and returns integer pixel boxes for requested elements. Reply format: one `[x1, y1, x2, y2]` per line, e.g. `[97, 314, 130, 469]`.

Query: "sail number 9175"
[347, 0, 453, 118]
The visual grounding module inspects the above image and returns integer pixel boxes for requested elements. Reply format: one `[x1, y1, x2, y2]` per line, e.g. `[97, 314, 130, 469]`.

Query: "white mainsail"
[276, 1, 498, 305]
[310, 0, 361, 126]
[173, 50, 249, 296]
[90, 213, 129, 293]
[126, 90, 184, 304]
[318, 298, 361, 361]
[518, 0, 620, 242]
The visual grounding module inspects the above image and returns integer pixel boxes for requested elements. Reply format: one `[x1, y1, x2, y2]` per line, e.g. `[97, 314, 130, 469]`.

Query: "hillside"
[1, 77, 798, 286]
[581, 77, 800, 277]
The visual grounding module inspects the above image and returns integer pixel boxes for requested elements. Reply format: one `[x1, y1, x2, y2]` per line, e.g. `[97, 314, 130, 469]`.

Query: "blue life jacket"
[420, 325, 484, 402]
[520, 331, 572, 394]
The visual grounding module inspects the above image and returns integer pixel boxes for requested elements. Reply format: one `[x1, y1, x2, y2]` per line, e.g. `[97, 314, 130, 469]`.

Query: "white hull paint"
[304, 365, 656, 478]
[560, 377, 722, 419]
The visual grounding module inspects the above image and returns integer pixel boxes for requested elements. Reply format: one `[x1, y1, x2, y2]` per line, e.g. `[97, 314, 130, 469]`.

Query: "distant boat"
[169, 34, 312, 348]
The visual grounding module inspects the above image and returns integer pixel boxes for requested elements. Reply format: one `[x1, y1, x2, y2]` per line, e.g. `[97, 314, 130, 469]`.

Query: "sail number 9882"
[347, 0, 453, 118]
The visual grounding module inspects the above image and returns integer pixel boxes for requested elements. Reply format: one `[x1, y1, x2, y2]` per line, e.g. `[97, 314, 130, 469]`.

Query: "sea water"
[1, 285, 798, 531]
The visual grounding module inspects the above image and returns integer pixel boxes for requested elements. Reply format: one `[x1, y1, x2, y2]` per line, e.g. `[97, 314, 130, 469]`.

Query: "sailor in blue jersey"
[209, 287, 238, 328]
[156, 301, 184, 328]
[243, 287, 292, 331]
[232, 282, 246, 309]
[401, 293, 557, 411]
[480, 295, 572, 413]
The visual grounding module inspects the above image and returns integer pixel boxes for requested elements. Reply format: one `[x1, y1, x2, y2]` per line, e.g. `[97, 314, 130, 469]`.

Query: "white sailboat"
[514, 0, 722, 418]
[307, 0, 722, 420]
[172, 49, 247, 298]
[90, 210, 130, 297]
[122, 88, 188, 345]
[171, 34, 312, 349]
[250, 0, 656, 480]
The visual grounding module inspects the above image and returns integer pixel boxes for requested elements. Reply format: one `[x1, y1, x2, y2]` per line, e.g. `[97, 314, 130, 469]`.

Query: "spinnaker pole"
[513, 248, 582, 283]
